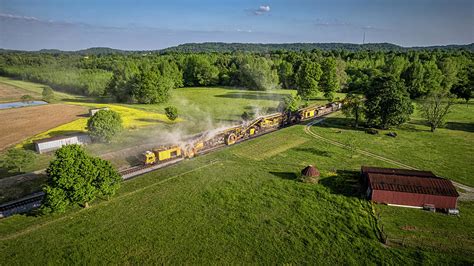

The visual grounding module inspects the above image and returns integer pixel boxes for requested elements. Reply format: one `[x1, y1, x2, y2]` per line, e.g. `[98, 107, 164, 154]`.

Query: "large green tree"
[87, 110, 123, 142]
[320, 57, 338, 100]
[451, 64, 473, 103]
[278, 61, 295, 89]
[131, 67, 174, 104]
[295, 61, 322, 99]
[364, 75, 414, 129]
[42, 145, 121, 213]
[238, 57, 279, 91]
[342, 94, 365, 127]
[106, 63, 138, 102]
[183, 55, 219, 86]
[403, 60, 425, 98]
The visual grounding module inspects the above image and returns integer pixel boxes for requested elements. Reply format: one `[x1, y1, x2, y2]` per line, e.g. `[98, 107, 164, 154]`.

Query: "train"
[142, 101, 343, 165]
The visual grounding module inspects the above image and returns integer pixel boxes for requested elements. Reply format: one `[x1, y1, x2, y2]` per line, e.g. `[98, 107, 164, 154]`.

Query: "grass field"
[0, 125, 472, 264]
[0, 77, 80, 101]
[315, 102, 474, 186]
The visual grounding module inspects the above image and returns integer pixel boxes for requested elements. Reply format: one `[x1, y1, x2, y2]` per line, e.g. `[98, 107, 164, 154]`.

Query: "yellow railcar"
[143, 151, 156, 165]
[154, 146, 182, 161]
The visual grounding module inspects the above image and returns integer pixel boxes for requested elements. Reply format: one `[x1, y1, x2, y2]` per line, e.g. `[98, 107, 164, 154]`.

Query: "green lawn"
[315, 102, 474, 186]
[0, 125, 472, 264]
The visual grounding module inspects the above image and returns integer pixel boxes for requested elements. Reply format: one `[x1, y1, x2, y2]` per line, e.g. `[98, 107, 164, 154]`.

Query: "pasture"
[315, 102, 474, 186]
[0, 124, 472, 264]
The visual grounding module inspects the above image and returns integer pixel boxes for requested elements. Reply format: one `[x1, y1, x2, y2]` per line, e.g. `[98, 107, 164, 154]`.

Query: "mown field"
[315, 102, 474, 186]
[0, 123, 472, 264]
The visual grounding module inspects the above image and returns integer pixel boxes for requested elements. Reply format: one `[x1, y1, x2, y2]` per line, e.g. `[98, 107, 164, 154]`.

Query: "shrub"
[87, 110, 123, 142]
[164, 106, 178, 121]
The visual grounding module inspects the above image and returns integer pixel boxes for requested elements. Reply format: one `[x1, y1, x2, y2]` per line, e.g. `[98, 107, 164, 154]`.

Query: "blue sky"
[0, 0, 473, 50]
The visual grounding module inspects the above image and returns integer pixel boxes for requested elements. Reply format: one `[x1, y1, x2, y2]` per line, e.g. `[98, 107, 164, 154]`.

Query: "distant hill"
[160, 42, 474, 53]
[0, 43, 472, 55]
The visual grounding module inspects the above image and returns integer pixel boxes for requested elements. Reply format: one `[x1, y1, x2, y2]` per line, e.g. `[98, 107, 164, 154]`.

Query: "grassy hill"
[0, 111, 473, 263]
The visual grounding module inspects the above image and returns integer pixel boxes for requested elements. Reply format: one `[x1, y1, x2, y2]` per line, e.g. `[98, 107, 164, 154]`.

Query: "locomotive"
[142, 101, 342, 165]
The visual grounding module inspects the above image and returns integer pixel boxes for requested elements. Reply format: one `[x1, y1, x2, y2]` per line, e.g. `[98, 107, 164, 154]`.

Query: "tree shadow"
[269, 171, 298, 180]
[317, 117, 367, 132]
[214, 92, 285, 101]
[125, 155, 140, 166]
[445, 122, 474, 133]
[319, 170, 364, 198]
[293, 147, 332, 157]
[136, 118, 168, 124]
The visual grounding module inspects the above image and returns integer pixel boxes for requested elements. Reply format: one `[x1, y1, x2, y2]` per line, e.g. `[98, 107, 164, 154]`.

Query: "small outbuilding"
[361, 166, 459, 210]
[89, 107, 109, 117]
[34, 133, 91, 154]
[301, 165, 320, 183]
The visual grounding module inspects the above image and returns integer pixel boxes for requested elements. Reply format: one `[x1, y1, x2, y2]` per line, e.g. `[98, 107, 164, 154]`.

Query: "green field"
[0, 76, 473, 264]
[1, 122, 473, 264]
[315, 102, 474, 186]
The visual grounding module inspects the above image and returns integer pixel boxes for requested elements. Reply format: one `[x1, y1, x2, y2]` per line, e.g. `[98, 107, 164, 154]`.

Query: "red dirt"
[0, 104, 87, 150]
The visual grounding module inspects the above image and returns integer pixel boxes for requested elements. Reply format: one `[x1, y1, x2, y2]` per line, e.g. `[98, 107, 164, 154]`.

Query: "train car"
[142, 145, 183, 165]
[141, 101, 344, 165]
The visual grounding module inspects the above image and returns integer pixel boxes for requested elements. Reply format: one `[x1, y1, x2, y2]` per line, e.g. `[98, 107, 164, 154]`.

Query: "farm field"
[0, 77, 82, 101]
[0, 125, 472, 264]
[0, 104, 87, 151]
[0, 82, 41, 102]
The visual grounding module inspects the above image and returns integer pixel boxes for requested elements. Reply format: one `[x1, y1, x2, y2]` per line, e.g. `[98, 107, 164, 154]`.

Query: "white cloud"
[259, 5, 270, 12]
[249, 5, 271, 16]
[0, 13, 40, 21]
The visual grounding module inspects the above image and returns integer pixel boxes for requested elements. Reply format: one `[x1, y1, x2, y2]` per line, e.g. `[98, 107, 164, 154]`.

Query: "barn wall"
[371, 190, 457, 209]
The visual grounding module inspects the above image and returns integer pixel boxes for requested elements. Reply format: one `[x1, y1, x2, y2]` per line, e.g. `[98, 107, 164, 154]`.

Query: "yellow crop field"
[19, 103, 180, 147]
[66, 102, 179, 128]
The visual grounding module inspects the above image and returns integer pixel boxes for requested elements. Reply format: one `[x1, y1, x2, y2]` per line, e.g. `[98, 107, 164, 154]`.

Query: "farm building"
[361, 166, 459, 210]
[33, 133, 91, 154]
[89, 107, 109, 117]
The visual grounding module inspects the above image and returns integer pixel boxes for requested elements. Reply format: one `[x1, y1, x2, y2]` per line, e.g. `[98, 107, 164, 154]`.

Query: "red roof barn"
[361, 166, 459, 210]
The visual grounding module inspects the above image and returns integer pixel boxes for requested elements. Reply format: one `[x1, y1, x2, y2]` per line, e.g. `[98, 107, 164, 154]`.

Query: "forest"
[0, 45, 472, 106]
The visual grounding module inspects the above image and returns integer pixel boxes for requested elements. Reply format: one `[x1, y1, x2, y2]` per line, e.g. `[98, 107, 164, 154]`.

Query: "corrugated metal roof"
[362, 166, 436, 178]
[33, 133, 89, 144]
[366, 172, 459, 197]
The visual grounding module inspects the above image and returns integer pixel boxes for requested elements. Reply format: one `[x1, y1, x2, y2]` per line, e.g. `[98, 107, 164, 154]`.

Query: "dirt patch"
[0, 104, 87, 151]
[0, 82, 40, 102]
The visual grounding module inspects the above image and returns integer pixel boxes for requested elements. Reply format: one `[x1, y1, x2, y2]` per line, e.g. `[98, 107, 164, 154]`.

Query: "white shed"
[33, 133, 92, 154]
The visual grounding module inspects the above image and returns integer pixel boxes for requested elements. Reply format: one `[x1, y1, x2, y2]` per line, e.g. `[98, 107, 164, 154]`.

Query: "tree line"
[0, 49, 472, 104]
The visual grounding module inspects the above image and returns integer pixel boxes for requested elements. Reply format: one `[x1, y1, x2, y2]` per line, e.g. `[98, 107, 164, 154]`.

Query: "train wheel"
[225, 133, 237, 145]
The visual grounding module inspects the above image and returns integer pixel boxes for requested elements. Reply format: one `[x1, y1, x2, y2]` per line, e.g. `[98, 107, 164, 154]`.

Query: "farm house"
[33, 133, 91, 154]
[361, 166, 459, 210]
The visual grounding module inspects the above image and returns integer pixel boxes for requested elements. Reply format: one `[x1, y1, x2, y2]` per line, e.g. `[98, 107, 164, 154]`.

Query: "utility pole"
[363, 30, 366, 44]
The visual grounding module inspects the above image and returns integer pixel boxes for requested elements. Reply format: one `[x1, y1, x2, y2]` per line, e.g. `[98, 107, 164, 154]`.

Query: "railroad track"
[0, 110, 339, 219]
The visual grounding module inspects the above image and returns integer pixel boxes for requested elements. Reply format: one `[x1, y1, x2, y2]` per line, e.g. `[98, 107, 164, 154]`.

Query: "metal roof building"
[361, 166, 459, 210]
[34, 133, 91, 154]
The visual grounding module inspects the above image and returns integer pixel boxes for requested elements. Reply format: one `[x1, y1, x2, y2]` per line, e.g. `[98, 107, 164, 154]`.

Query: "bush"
[20, 94, 34, 103]
[41, 145, 121, 214]
[164, 106, 178, 121]
[87, 110, 123, 142]
[42, 86, 54, 102]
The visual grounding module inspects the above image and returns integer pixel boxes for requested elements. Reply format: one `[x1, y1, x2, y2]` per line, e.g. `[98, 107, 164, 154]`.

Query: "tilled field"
[0, 104, 87, 150]
[0, 83, 40, 102]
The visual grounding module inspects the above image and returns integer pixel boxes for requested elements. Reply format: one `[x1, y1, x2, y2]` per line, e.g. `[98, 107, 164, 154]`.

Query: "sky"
[0, 0, 473, 51]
